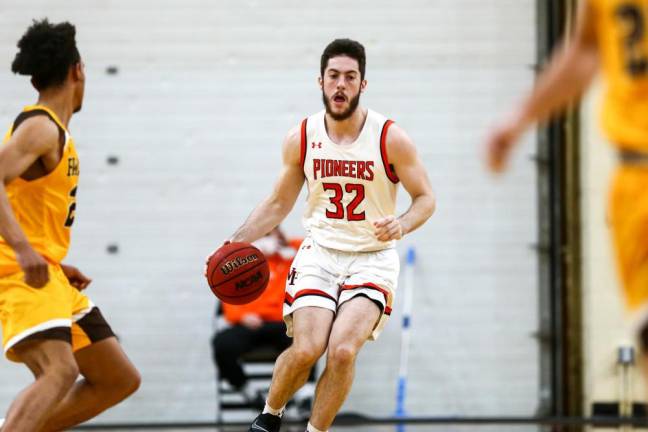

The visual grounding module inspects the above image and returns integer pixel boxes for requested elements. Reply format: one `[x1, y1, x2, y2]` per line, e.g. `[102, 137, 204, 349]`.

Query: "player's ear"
[72, 61, 85, 82]
[318, 76, 323, 89]
[360, 79, 367, 93]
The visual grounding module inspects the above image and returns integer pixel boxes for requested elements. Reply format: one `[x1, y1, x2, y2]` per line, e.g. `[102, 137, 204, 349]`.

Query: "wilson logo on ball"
[220, 254, 259, 275]
[235, 271, 263, 291]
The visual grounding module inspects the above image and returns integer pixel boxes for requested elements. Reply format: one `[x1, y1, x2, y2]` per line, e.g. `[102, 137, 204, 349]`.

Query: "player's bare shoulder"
[8, 115, 61, 156]
[384, 122, 418, 164]
[281, 123, 304, 165]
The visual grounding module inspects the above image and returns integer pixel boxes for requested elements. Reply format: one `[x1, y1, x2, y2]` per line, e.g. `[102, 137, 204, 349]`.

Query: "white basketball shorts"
[283, 237, 400, 341]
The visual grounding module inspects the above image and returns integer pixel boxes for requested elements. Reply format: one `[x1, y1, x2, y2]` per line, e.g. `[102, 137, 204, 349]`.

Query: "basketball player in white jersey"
[228, 39, 435, 432]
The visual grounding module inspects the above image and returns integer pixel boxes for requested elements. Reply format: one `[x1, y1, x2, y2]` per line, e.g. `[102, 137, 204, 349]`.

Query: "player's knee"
[328, 344, 357, 368]
[116, 366, 141, 398]
[291, 343, 324, 368]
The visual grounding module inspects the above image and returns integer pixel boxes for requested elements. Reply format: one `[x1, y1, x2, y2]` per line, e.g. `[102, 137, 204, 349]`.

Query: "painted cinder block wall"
[0, 0, 539, 422]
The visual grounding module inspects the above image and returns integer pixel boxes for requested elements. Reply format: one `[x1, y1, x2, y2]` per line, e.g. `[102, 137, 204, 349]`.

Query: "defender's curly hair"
[11, 19, 80, 91]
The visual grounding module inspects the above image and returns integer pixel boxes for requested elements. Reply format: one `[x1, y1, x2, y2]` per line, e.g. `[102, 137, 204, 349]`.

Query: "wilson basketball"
[205, 242, 269, 305]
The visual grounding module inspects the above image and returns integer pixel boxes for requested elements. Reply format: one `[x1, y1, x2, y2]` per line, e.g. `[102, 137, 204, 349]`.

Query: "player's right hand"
[15, 245, 49, 288]
[485, 120, 523, 173]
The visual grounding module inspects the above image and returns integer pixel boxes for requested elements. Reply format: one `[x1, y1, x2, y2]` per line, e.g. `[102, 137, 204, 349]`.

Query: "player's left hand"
[60, 264, 92, 291]
[374, 216, 403, 241]
[484, 118, 524, 173]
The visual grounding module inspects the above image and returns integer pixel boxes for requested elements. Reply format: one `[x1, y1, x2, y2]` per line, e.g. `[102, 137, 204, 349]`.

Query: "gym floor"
[91, 428, 543, 432]
[79, 425, 552, 432]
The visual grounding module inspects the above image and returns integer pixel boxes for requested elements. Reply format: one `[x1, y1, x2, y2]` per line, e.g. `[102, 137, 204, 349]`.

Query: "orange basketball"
[205, 242, 269, 305]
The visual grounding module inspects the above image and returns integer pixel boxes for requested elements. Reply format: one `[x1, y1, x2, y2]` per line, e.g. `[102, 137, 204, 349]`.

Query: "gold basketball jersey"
[590, 0, 648, 150]
[0, 105, 80, 276]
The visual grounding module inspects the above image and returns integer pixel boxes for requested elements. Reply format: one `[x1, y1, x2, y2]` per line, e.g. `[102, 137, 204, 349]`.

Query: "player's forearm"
[515, 43, 599, 130]
[398, 193, 436, 236]
[230, 197, 293, 244]
[0, 184, 30, 252]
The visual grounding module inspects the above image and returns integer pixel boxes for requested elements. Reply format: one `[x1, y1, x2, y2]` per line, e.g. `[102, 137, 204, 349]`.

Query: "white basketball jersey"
[300, 109, 399, 252]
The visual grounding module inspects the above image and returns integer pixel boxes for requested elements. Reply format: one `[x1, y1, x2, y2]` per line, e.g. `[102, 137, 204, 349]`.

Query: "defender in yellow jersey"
[484, 0, 648, 402]
[0, 20, 139, 431]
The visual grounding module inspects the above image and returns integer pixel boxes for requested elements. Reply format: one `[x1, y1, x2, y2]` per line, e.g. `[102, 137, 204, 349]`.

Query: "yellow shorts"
[0, 264, 114, 362]
[609, 165, 648, 315]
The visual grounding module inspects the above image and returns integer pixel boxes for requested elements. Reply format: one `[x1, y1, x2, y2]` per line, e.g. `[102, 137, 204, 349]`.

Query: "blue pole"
[395, 246, 415, 432]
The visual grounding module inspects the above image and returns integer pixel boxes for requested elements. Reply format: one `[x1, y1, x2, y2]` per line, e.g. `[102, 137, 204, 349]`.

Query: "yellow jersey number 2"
[616, 2, 648, 76]
[64, 186, 77, 227]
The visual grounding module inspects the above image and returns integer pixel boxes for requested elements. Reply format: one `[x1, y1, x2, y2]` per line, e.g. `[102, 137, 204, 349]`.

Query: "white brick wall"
[0, 0, 539, 423]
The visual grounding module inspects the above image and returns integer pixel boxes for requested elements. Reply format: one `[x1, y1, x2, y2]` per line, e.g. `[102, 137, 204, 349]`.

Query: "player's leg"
[266, 238, 338, 410]
[308, 296, 381, 431]
[40, 335, 140, 431]
[266, 306, 334, 410]
[249, 238, 338, 432]
[610, 167, 648, 398]
[633, 265, 648, 401]
[2, 339, 79, 431]
[248, 307, 333, 432]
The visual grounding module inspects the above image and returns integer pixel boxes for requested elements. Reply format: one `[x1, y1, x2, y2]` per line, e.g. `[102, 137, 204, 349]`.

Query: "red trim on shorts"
[340, 282, 390, 305]
[380, 120, 399, 183]
[284, 288, 336, 306]
[299, 118, 308, 170]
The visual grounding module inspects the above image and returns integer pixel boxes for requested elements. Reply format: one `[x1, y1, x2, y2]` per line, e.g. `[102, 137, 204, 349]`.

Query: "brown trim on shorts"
[18, 327, 72, 345]
[619, 149, 648, 165]
[75, 307, 116, 343]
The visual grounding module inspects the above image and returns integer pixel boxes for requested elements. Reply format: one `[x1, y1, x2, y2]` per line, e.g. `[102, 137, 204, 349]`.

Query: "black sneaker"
[248, 413, 282, 432]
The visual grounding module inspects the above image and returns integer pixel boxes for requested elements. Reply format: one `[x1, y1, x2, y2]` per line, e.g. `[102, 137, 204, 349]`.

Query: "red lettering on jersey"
[366, 161, 374, 181]
[312, 159, 375, 180]
[349, 160, 357, 178]
[325, 159, 334, 177]
[313, 159, 321, 180]
[333, 160, 342, 177]
[357, 161, 366, 179]
[342, 160, 350, 177]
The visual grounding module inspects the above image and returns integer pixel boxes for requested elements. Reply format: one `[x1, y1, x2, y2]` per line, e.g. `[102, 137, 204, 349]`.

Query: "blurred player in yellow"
[0, 20, 139, 431]
[486, 0, 648, 389]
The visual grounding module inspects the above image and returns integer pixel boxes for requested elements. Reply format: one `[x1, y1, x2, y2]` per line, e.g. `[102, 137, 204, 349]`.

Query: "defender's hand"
[15, 245, 49, 288]
[61, 264, 92, 291]
[485, 120, 523, 173]
[374, 216, 403, 241]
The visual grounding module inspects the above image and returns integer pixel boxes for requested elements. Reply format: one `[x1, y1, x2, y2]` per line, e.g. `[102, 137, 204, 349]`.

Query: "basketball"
[205, 242, 270, 305]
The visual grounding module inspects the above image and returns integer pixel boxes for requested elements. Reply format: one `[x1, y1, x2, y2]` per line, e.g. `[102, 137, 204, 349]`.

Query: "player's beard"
[322, 90, 361, 121]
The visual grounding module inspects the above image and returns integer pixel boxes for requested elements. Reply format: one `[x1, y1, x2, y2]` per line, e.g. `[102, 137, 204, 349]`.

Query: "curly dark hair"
[320, 39, 366, 79]
[11, 19, 80, 91]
